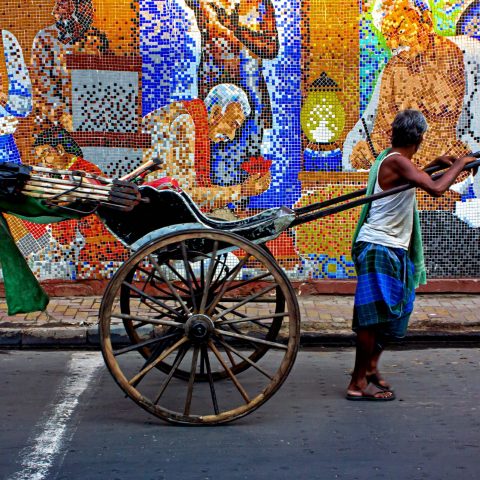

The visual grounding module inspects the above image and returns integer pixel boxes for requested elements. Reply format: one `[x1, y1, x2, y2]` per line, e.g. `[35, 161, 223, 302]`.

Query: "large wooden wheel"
[99, 228, 300, 425]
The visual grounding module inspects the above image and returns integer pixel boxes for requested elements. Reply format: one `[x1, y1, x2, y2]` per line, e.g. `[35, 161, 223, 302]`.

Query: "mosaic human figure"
[345, 0, 471, 170]
[142, 83, 271, 212]
[0, 30, 32, 164]
[186, 0, 278, 186]
[30, 0, 109, 133]
[33, 127, 126, 268]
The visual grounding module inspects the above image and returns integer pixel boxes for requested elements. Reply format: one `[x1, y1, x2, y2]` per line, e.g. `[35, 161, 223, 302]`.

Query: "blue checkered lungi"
[352, 241, 415, 339]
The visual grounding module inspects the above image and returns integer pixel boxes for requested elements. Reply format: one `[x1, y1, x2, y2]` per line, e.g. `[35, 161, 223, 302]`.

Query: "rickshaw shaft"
[290, 156, 480, 228]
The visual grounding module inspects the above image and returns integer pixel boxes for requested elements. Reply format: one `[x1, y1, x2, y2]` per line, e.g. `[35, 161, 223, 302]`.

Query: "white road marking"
[8, 352, 103, 480]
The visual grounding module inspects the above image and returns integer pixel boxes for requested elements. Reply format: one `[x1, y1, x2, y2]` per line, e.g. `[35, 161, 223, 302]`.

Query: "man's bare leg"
[366, 341, 391, 389]
[347, 329, 394, 399]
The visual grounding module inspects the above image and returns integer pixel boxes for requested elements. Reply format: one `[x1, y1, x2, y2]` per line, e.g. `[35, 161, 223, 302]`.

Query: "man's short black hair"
[34, 127, 83, 157]
[391, 109, 428, 148]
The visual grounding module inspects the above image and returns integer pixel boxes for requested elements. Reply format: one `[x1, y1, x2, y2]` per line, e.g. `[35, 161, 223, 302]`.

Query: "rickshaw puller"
[347, 109, 476, 401]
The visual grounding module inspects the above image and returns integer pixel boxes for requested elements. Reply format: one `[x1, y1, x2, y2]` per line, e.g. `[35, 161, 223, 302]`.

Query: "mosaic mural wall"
[0, 0, 479, 283]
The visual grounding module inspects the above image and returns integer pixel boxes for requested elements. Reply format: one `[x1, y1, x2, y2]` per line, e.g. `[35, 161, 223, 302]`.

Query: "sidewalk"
[1, 294, 479, 347]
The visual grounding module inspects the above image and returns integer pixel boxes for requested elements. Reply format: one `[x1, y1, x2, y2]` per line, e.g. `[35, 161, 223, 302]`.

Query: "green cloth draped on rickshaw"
[0, 196, 82, 315]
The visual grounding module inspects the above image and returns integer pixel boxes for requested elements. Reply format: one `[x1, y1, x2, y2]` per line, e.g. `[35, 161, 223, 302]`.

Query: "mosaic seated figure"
[342, 0, 479, 171]
[142, 83, 271, 214]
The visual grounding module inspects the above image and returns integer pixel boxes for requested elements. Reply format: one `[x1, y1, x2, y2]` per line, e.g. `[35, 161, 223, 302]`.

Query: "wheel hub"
[185, 314, 214, 342]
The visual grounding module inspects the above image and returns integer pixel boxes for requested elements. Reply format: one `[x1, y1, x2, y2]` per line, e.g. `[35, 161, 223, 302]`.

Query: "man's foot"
[366, 371, 392, 391]
[346, 383, 395, 401]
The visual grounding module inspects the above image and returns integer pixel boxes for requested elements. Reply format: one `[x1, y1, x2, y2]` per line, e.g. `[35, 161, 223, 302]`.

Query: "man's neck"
[390, 146, 416, 160]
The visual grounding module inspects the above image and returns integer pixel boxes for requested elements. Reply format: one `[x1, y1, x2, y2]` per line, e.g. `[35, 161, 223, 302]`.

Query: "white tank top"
[356, 152, 415, 250]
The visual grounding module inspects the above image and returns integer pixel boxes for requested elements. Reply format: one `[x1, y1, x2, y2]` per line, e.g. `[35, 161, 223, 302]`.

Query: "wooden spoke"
[217, 339, 273, 380]
[184, 346, 200, 416]
[218, 320, 259, 351]
[112, 312, 183, 329]
[222, 272, 273, 294]
[217, 311, 288, 326]
[209, 305, 268, 350]
[180, 241, 201, 293]
[131, 330, 180, 386]
[136, 264, 190, 296]
[215, 297, 277, 304]
[200, 259, 205, 290]
[122, 281, 183, 320]
[132, 297, 179, 320]
[154, 346, 188, 404]
[210, 253, 229, 290]
[179, 242, 198, 312]
[138, 274, 173, 298]
[148, 254, 190, 315]
[133, 321, 148, 329]
[214, 328, 288, 350]
[135, 264, 155, 295]
[163, 261, 190, 288]
[208, 341, 250, 403]
[201, 345, 219, 415]
[128, 336, 189, 386]
[214, 332, 237, 368]
[199, 241, 219, 313]
[206, 252, 251, 315]
[141, 270, 190, 298]
[214, 302, 271, 331]
[114, 332, 181, 357]
[212, 284, 278, 321]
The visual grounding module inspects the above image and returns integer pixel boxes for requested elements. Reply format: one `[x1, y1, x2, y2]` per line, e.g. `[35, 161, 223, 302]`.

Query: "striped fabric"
[352, 241, 415, 339]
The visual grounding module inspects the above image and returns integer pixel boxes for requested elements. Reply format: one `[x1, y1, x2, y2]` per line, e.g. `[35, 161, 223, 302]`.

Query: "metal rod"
[24, 184, 111, 199]
[294, 155, 478, 216]
[119, 157, 163, 182]
[291, 157, 480, 227]
[31, 165, 112, 184]
[26, 181, 140, 202]
[30, 174, 112, 191]
[24, 190, 110, 202]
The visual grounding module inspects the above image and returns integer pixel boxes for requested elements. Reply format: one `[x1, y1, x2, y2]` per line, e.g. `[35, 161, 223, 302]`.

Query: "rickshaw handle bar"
[120, 158, 163, 182]
[290, 153, 480, 228]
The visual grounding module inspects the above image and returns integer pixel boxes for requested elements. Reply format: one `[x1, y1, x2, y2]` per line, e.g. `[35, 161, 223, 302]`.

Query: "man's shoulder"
[384, 151, 410, 164]
[380, 152, 412, 172]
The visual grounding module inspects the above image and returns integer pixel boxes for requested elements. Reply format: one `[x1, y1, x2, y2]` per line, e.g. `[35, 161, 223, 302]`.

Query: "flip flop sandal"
[366, 373, 393, 392]
[346, 382, 396, 401]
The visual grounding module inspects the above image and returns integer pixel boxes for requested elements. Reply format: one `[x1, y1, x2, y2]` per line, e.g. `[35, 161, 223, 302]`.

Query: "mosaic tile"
[0, 0, 477, 284]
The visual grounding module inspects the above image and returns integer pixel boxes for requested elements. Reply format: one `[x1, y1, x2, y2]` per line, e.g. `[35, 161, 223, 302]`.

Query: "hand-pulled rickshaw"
[3, 153, 480, 425]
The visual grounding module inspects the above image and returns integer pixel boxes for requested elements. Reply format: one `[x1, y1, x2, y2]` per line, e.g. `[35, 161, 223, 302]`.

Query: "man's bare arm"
[387, 155, 473, 197]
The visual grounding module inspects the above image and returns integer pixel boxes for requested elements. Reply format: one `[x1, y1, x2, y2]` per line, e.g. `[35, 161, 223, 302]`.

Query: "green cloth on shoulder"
[351, 148, 427, 288]
[0, 196, 82, 315]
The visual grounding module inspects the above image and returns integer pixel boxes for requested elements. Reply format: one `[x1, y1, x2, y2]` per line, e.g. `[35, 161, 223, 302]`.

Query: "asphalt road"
[1, 348, 479, 480]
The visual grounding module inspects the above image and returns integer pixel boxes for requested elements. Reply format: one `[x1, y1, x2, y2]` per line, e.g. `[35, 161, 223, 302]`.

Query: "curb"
[1, 327, 479, 348]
